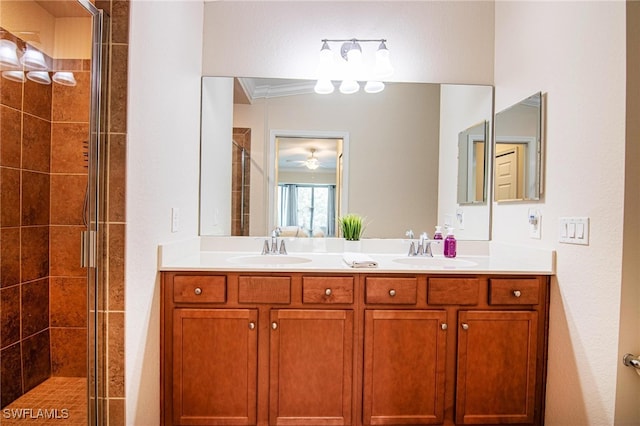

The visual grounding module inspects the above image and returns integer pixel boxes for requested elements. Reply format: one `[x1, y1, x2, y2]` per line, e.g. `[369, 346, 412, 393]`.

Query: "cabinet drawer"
[173, 275, 226, 303]
[303, 276, 354, 304]
[238, 276, 291, 304]
[489, 278, 540, 305]
[427, 278, 479, 305]
[365, 277, 417, 304]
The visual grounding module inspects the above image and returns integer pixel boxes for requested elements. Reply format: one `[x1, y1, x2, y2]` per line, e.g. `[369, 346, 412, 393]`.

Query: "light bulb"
[314, 79, 334, 94]
[0, 40, 20, 69]
[2, 70, 25, 83]
[339, 79, 359, 95]
[364, 81, 385, 94]
[26, 71, 51, 85]
[21, 45, 47, 71]
[52, 71, 76, 86]
[374, 41, 394, 79]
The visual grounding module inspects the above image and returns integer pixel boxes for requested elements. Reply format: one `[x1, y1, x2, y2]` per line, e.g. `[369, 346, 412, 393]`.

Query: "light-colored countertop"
[158, 237, 556, 275]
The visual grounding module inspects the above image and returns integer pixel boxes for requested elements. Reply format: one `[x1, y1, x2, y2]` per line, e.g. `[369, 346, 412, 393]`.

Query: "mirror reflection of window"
[278, 184, 335, 237]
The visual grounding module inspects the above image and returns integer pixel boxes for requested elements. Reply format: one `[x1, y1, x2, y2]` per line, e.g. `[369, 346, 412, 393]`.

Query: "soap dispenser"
[432, 226, 444, 256]
[444, 228, 457, 258]
[433, 226, 443, 240]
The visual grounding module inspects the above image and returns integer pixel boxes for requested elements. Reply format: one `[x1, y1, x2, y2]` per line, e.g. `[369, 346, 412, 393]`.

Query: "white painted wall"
[126, 1, 204, 424]
[493, 2, 635, 424]
[202, 1, 495, 84]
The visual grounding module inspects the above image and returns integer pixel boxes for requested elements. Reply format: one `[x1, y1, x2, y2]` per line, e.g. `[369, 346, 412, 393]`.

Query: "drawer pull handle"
[441, 323, 448, 330]
[271, 322, 278, 330]
[389, 289, 396, 297]
[249, 322, 256, 330]
[325, 288, 332, 296]
[513, 290, 522, 297]
[461, 323, 469, 330]
[194, 287, 202, 295]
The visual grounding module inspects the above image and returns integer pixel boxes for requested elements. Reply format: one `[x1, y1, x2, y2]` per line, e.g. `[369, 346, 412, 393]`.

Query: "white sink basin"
[227, 255, 312, 265]
[392, 256, 477, 268]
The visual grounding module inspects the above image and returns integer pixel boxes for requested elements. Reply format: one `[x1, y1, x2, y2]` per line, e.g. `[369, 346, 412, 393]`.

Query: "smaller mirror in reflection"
[457, 120, 489, 204]
[494, 92, 543, 202]
[276, 137, 343, 237]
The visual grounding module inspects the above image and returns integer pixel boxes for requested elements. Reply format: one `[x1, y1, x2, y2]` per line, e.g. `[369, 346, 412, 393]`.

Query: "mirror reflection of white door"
[495, 146, 522, 200]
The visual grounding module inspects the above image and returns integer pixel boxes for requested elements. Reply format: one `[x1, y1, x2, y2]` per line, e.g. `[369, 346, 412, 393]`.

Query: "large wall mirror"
[200, 77, 493, 239]
[494, 92, 544, 202]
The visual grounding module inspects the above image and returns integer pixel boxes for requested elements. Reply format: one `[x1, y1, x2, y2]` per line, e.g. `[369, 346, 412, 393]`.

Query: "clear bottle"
[444, 227, 457, 258]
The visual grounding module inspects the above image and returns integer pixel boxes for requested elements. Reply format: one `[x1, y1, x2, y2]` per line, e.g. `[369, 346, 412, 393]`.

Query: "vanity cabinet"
[162, 272, 549, 426]
[162, 273, 357, 426]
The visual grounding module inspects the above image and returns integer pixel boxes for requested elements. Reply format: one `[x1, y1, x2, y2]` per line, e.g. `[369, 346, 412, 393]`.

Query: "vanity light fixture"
[314, 38, 393, 95]
[0, 39, 76, 86]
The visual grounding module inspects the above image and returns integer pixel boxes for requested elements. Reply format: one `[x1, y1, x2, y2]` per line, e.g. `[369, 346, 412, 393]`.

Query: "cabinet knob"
[325, 288, 332, 296]
[271, 322, 278, 330]
[194, 287, 202, 295]
[461, 323, 469, 330]
[389, 289, 396, 297]
[441, 323, 448, 330]
[249, 322, 256, 330]
[513, 290, 522, 297]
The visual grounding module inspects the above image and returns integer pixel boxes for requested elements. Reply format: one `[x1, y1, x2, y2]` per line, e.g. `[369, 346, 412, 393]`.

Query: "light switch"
[559, 217, 589, 245]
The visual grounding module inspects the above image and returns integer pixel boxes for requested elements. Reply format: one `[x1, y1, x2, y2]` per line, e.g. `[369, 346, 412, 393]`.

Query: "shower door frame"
[77, 0, 109, 424]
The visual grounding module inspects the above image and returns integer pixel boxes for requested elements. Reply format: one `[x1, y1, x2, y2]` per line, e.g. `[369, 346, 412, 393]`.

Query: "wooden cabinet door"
[269, 309, 354, 426]
[456, 310, 538, 424]
[173, 309, 258, 425]
[363, 310, 447, 425]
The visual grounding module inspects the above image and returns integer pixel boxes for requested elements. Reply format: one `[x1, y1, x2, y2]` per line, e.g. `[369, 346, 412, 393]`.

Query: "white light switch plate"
[171, 207, 180, 233]
[559, 217, 589, 245]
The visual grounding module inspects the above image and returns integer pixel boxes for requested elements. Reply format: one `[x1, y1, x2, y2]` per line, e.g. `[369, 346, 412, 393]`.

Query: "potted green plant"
[339, 213, 365, 242]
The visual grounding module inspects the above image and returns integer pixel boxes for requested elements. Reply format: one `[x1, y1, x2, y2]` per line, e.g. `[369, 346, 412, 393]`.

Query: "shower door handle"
[81, 230, 97, 268]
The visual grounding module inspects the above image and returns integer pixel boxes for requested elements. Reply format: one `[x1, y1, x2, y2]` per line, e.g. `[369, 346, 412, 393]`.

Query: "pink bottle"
[444, 228, 456, 258]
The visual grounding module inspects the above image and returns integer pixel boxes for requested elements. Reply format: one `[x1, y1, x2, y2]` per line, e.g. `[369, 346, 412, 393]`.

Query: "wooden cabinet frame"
[161, 272, 550, 426]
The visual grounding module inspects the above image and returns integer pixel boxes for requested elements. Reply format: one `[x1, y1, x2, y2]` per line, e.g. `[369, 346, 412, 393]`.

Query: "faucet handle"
[408, 241, 416, 256]
[262, 239, 270, 255]
[278, 240, 287, 255]
[405, 229, 414, 239]
[420, 231, 429, 241]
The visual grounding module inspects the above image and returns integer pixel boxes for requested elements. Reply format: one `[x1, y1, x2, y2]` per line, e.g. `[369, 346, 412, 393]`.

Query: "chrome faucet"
[262, 227, 287, 255]
[407, 230, 433, 257]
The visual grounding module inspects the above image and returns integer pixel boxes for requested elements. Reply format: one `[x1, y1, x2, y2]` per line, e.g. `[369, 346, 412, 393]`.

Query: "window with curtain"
[278, 184, 336, 236]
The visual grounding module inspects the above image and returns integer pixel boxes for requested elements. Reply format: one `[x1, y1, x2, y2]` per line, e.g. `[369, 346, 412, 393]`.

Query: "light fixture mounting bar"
[321, 38, 386, 44]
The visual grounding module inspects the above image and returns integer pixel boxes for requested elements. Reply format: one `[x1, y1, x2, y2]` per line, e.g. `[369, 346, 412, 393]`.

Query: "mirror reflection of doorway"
[275, 136, 343, 237]
[495, 143, 525, 200]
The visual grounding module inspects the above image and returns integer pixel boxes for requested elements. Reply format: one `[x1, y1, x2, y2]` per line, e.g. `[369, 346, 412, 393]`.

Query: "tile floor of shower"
[1, 377, 86, 425]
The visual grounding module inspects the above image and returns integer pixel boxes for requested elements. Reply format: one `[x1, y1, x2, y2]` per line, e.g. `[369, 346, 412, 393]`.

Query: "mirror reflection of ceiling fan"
[286, 148, 325, 170]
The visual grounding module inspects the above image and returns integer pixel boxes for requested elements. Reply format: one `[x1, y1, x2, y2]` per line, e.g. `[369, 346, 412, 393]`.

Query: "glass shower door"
[0, 0, 108, 424]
